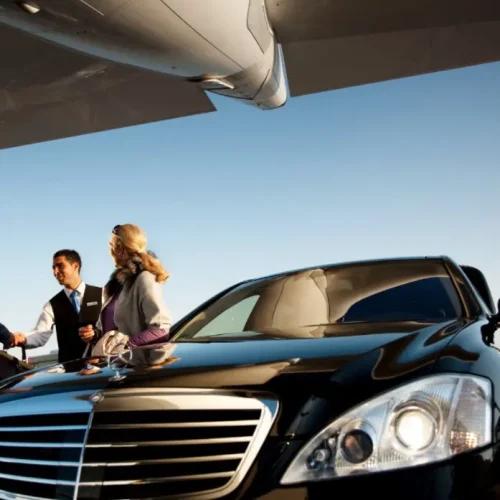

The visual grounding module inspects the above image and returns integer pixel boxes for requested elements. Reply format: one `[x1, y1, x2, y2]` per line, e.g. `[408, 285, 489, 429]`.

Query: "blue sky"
[1, 62, 499, 358]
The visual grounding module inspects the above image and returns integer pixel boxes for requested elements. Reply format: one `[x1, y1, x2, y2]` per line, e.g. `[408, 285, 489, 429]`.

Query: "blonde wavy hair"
[109, 223, 169, 283]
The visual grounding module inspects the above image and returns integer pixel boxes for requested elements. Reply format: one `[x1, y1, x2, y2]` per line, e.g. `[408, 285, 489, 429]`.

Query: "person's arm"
[128, 273, 172, 348]
[17, 302, 56, 349]
[127, 326, 170, 347]
[0, 322, 13, 347]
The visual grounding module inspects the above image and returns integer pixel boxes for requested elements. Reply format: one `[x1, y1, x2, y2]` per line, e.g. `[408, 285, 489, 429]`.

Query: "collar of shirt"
[64, 281, 86, 300]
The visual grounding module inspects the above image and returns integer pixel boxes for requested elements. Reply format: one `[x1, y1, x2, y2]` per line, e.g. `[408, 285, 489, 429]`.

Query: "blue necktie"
[70, 290, 80, 313]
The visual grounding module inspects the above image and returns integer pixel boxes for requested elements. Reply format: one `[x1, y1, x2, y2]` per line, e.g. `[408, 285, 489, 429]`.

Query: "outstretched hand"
[13, 333, 26, 346]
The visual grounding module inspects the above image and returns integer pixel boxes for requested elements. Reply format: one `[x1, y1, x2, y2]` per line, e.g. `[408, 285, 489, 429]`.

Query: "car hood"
[0, 319, 472, 403]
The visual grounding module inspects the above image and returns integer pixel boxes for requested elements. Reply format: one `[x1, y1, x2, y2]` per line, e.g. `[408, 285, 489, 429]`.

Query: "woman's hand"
[79, 325, 95, 343]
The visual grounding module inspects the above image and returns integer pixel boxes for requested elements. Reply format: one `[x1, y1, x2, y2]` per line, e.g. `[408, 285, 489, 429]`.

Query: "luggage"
[0, 347, 34, 381]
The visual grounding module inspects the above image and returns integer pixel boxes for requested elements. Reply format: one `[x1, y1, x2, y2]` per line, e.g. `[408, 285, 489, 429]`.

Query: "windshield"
[173, 260, 464, 341]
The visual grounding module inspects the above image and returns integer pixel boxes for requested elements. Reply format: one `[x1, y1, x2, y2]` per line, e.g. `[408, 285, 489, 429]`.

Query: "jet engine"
[3, 0, 287, 110]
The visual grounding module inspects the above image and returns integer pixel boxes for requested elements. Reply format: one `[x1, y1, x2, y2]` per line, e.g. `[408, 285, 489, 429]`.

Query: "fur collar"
[104, 255, 145, 301]
[115, 254, 145, 283]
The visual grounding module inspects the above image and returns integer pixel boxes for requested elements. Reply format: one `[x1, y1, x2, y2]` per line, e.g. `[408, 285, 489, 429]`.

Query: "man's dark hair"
[53, 249, 82, 272]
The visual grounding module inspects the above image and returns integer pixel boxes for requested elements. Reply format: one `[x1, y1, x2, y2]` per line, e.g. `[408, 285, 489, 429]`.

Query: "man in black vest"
[12, 249, 102, 363]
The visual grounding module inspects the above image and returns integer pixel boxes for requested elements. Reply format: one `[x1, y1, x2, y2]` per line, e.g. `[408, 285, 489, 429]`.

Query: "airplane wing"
[0, 22, 215, 150]
[1, 0, 499, 151]
[267, 0, 500, 97]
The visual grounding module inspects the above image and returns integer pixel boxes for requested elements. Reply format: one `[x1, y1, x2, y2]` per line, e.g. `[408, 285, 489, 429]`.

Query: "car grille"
[0, 390, 94, 500]
[0, 389, 278, 500]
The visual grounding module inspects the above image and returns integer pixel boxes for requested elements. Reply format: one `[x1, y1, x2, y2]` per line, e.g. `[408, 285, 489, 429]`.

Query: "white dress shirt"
[25, 281, 87, 349]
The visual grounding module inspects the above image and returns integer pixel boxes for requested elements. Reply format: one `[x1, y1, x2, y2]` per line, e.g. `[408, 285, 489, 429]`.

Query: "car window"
[173, 260, 465, 340]
[193, 295, 260, 337]
[340, 277, 461, 322]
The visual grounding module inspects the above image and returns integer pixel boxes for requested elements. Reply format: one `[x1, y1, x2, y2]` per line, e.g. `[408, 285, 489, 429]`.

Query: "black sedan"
[0, 256, 499, 500]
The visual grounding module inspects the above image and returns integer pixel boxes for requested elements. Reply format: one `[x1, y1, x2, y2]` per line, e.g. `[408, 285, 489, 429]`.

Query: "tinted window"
[341, 277, 460, 322]
[174, 260, 463, 340]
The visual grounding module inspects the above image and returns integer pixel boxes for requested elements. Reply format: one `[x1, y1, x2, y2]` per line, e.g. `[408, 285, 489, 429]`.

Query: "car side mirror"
[490, 299, 500, 325]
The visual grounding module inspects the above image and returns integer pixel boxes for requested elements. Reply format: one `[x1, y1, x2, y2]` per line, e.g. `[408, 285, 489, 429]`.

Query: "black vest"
[50, 285, 102, 363]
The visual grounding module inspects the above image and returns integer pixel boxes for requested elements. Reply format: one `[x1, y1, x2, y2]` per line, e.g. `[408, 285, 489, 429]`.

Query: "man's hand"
[12, 333, 27, 346]
[79, 325, 95, 343]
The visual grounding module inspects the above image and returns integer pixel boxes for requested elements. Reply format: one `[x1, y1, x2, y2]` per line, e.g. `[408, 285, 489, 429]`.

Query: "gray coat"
[98, 271, 172, 338]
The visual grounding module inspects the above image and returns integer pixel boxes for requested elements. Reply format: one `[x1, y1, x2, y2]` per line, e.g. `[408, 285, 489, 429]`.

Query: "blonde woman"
[79, 224, 172, 352]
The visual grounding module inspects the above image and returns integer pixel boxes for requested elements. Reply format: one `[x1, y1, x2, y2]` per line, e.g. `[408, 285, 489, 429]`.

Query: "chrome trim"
[0, 458, 80, 466]
[0, 441, 82, 448]
[81, 471, 234, 487]
[219, 398, 279, 500]
[73, 406, 96, 500]
[0, 473, 75, 486]
[86, 436, 252, 447]
[84, 453, 246, 467]
[93, 420, 261, 428]
[0, 425, 86, 432]
[91, 387, 266, 409]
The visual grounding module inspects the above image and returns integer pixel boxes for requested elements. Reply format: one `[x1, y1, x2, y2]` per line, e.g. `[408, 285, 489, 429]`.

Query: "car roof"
[246, 255, 450, 284]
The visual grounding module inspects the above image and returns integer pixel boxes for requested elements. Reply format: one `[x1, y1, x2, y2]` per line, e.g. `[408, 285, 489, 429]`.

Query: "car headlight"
[281, 374, 492, 484]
